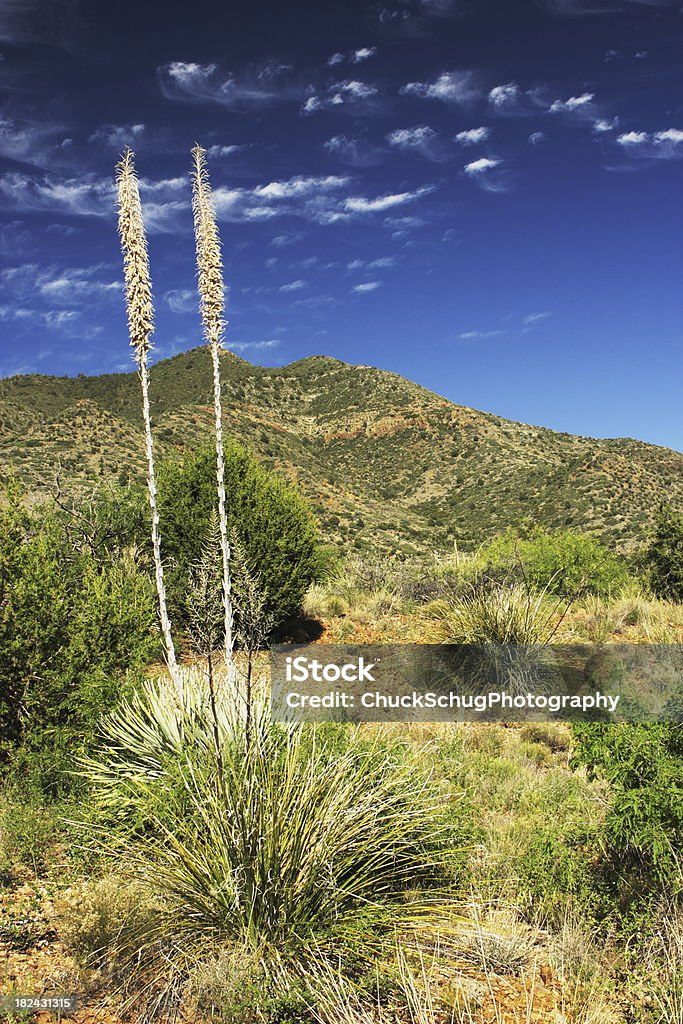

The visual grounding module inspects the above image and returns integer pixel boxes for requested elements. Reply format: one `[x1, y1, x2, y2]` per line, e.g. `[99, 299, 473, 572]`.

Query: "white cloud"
[549, 92, 595, 115]
[89, 123, 146, 149]
[464, 157, 500, 174]
[278, 279, 307, 292]
[455, 126, 490, 146]
[164, 289, 196, 313]
[347, 256, 396, 271]
[386, 125, 446, 160]
[0, 117, 66, 165]
[327, 52, 344, 66]
[301, 79, 379, 115]
[229, 339, 280, 352]
[488, 82, 522, 112]
[488, 82, 548, 117]
[464, 157, 508, 192]
[616, 127, 683, 159]
[401, 70, 480, 106]
[206, 144, 248, 158]
[344, 185, 435, 213]
[523, 311, 552, 326]
[158, 60, 302, 111]
[529, 131, 546, 144]
[592, 117, 618, 133]
[352, 47, 378, 62]
[0, 171, 188, 232]
[353, 281, 381, 292]
[323, 134, 384, 166]
[1, 263, 121, 306]
[458, 329, 505, 339]
[254, 175, 348, 200]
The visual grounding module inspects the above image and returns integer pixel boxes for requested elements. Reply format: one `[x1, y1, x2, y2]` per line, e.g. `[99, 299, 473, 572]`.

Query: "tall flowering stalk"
[116, 147, 181, 696]
[190, 144, 236, 683]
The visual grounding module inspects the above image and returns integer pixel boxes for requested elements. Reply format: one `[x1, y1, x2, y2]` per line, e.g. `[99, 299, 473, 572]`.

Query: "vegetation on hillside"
[2, 347, 682, 556]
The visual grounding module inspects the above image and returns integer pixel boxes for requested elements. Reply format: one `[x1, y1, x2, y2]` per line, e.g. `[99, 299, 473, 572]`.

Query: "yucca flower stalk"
[116, 147, 181, 696]
[191, 143, 236, 684]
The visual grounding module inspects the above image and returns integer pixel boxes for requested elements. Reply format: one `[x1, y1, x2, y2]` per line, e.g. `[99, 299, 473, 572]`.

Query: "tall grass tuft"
[191, 144, 236, 684]
[115, 147, 180, 693]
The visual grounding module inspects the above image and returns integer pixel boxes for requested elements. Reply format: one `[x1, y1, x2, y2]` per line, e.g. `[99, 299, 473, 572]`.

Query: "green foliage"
[480, 527, 631, 597]
[76, 674, 457, 1010]
[572, 723, 683, 899]
[155, 442, 323, 632]
[0, 497, 158, 796]
[645, 504, 683, 602]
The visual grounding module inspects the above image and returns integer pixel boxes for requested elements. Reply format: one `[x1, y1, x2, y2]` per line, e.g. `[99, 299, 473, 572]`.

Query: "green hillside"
[1, 347, 681, 555]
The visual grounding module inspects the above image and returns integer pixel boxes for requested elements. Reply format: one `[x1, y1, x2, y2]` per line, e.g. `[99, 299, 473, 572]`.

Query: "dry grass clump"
[54, 874, 158, 974]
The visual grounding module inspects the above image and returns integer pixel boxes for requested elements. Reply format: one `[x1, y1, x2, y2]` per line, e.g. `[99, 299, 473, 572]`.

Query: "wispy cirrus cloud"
[0, 262, 121, 304]
[458, 328, 505, 339]
[211, 174, 434, 225]
[549, 91, 596, 118]
[522, 310, 552, 327]
[401, 70, 481, 106]
[0, 170, 189, 232]
[616, 127, 683, 159]
[302, 79, 380, 115]
[229, 339, 281, 353]
[386, 125, 450, 160]
[488, 82, 546, 116]
[352, 280, 382, 293]
[164, 288, 196, 314]
[323, 134, 385, 166]
[463, 156, 509, 192]
[455, 126, 491, 146]
[158, 60, 303, 111]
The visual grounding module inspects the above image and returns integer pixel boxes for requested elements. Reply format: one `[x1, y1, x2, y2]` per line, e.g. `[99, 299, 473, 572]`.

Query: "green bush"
[572, 723, 683, 901]
[0, 498, 158, 796]
[480, 527, 630, 597]
[645, 505, 683, 602]
[155, 442, 324, 633]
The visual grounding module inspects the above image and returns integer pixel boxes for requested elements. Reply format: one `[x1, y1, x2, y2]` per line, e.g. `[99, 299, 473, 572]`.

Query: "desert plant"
[191, 144, 235, 680]
[78, 675, 454, 1005]
[156, 443, 323, 633]
[646, 504, 683, 603]
[480, 528, 630, 598]
[116, 147, 180, 693]
[0, 500, 157, 795]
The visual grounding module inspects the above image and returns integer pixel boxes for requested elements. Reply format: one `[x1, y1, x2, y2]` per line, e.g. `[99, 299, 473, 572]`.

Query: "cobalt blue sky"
[0, 0, 681, 448]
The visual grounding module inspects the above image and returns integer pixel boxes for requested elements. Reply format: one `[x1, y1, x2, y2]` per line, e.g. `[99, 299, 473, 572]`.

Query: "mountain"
[1, 347, 681, 555]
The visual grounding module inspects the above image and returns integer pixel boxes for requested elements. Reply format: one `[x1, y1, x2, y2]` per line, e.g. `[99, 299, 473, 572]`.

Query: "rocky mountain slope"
[1, 347, 680, 555]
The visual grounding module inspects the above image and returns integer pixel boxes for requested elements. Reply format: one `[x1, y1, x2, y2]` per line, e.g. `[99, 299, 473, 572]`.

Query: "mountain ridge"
[1, 347, 681, 555]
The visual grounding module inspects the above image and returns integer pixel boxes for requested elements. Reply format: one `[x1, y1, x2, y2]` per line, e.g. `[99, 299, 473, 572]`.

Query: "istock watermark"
[271, 644, 683, 723]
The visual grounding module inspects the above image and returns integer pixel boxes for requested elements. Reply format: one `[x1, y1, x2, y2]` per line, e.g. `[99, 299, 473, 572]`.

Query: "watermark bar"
[271, 644, 683, 723]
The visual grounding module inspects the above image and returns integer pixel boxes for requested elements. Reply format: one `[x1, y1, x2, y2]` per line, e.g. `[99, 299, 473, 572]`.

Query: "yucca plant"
[77, 672, 455, 1004]
[191, 144, 236, 685]
[116, 147, 180, 694]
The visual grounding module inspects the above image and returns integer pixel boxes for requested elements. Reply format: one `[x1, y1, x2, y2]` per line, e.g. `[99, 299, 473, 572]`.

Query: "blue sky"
[0, 0, 681, 449]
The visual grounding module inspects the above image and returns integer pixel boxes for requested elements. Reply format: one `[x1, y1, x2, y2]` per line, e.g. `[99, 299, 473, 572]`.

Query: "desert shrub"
[572, 723, 683, 902]
[156, 442, 324, 633]
[0, 789, 61, 879]
[56, 875, 158, 973]
[427, 581, 567, 645]
[645, 505, 683, 602]
[77, 672, 457, 1007]
[480, 528, 631, 598]
[0, 498, 158, 796]
[519, 722, 571, 752]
